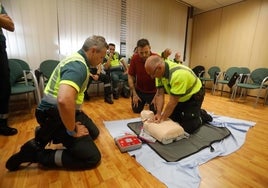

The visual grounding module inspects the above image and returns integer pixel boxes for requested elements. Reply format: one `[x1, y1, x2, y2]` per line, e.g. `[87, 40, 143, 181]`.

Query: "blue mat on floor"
[104, 114, 255, 188]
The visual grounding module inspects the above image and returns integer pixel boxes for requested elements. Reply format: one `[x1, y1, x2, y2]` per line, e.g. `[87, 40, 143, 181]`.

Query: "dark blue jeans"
[110, 70, 128, 89]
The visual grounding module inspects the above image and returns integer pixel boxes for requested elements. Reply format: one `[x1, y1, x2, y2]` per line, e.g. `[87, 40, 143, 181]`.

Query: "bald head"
[145, 55, 163, 78]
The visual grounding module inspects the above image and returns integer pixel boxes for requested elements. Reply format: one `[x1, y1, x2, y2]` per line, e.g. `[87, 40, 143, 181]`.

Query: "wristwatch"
[66, 129, 76, 136]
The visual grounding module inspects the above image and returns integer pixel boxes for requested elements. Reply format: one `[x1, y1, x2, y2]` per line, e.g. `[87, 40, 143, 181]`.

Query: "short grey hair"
[82, 35, 108, 51]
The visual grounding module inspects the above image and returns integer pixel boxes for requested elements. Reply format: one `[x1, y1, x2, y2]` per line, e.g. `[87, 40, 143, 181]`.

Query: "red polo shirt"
[128, 52, 158, 94]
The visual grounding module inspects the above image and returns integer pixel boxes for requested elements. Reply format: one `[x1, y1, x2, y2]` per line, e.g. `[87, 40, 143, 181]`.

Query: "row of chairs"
[194, 65, 268, 106]
[9, 58, 128, 111]
[230, 68, 268, 106]
[8, 59, 59, 110]
[212, 66, 251, 96]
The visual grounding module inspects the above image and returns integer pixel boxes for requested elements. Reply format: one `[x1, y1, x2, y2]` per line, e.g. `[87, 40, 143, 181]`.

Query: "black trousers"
[0, 41, 10, 116]
[86, 68, 112, 97]
[87, 68, 111, 85]
[35, 108, 101, 169]
[169, 87, 205, 134]
[131, 89, 156, 114]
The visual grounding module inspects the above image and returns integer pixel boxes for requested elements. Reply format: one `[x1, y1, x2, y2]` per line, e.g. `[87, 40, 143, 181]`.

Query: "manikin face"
[137, 45, 151, 60]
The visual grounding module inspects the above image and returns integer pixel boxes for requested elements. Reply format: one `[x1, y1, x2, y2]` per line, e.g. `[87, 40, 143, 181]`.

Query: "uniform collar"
[78, 49, 90, 66]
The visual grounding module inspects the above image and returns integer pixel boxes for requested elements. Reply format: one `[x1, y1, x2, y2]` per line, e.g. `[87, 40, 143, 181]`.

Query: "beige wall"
[190, 0, 268, 70]
[190, 0, 268, 96]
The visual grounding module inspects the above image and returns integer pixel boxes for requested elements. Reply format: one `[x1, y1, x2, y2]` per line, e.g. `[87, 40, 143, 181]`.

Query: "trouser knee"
[179, 117, 202, 134]
[35, 109, 63, 146]
[65, 136, 101, 169]
[75, 111, 99, 140]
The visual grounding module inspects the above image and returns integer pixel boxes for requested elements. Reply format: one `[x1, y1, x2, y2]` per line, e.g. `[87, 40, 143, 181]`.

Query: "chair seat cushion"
[11, 83, 36, 94]
[237, 83, 261, 89]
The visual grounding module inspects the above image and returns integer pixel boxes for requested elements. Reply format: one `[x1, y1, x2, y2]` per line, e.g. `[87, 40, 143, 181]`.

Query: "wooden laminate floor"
[0, 90, 268, 188]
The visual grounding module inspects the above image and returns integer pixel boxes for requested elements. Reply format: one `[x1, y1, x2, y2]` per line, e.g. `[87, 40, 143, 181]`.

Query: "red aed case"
[114, 134, 142, 153]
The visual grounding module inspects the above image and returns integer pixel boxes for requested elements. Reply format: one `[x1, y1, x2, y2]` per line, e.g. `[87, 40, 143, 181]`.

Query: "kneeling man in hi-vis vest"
[144, 55, 210, 134]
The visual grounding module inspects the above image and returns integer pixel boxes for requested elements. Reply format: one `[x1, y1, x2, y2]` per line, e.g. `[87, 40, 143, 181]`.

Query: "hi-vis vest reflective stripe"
[44, 52, 89, 105]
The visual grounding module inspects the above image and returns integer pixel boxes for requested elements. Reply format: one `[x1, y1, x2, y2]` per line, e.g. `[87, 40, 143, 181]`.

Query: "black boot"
[0, 119, 17, 136]
[105, 97, 113, 104]
[200, 109, 213, 124]
[104, 85, 113, 104]
[6, 139, 41, 171]
[113, 88, 119, 99]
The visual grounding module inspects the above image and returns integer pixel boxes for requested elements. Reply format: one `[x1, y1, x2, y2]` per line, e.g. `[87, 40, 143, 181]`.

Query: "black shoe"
[113, 94, 119, 99]
[6, 139, 40, 171]
[0, 126, 18, 136]
[104, 98, 113, 104]
[200, 109, 213, 124]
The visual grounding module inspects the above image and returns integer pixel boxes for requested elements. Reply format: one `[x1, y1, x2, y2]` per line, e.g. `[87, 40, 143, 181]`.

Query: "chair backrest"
[40, 60, 60, 79]
[223, 67, 240, 81]
[239, 67, 250, 74]
[250, 68, 268, 85]
[207, 66, 220, 79]
[9, 58, 31, 71]
[8, 59, 24, 85]
[192, 65, 205, 77]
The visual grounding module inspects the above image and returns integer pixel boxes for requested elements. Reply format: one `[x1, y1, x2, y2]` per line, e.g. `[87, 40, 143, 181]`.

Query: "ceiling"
[176, 0, 244, 14]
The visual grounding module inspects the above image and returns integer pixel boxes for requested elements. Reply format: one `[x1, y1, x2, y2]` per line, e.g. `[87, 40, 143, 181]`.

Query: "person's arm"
[103, 53, 112, 70]
[57, 84, 88, 137]
[128, 74, 140, 107]
[91, 65, 101, 81]
[57, 84, 77, 132]
[128, 74, 136, 96]
[121, 58, 128, 73]
[0, 14, 14, 32]
[154, 87, 165, 122]
[160, 94, 178, 121]
[96, 64, 102, 75]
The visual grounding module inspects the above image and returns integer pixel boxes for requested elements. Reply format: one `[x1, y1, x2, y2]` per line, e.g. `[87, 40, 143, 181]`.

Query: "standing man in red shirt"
[128, 39, 171, 113]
